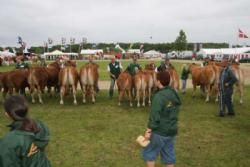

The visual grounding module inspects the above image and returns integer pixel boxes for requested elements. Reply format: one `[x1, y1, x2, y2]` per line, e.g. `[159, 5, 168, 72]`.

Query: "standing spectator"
[126, 55, 141, 76]
[16, 56, 29, 69]
[142, 71, 181, 167]
[0, 95, 51, 167]
[107, 57, 122, 98]
[219, 55, 238, 117]
[156, 55, 174, 72]
[180, 64, 189, 93]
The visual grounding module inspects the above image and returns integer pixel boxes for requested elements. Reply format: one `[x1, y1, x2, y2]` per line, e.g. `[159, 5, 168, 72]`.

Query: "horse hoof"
[130, 103, 133, 107]
[137, 104, 140, 107]
[60, 101, 64, 105]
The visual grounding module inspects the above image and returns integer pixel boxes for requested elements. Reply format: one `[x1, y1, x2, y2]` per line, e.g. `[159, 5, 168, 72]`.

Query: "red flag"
[239, 29, 248, 38]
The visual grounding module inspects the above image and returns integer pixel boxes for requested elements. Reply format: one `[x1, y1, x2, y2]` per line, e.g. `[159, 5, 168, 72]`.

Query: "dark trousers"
[109, 77, 116, 97]
[219, 87, 234, 115]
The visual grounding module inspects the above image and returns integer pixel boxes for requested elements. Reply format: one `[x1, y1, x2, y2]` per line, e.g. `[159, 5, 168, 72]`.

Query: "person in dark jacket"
[156, 55, 174, 72]
[107, 57, 123, 98]
[180, 64, 189, 93]
[219, 55, 238, 117]
[142, 71, 181, 167]
[0, 95, 51, 167]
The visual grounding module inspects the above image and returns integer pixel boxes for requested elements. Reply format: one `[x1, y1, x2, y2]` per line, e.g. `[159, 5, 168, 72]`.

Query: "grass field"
[0, 60, 249, 166]
[0, 87, 249, 167]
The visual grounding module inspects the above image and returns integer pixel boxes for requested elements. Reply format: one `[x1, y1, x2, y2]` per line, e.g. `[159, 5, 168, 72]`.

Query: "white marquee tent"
[44, 50, 78, 60]
[198, 47, 250, 60]
[0, 50, 15, 58]
[144, 50, 165, 58]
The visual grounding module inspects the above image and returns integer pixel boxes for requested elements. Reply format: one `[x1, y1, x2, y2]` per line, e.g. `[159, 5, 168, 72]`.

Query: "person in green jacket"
[180, 64, 189, 94]
[16, 57, 29, 69]
[142, 71, 181, 167]
[0, 95, 51, 167]
[107, 57, 123, 98]
[126, 56, 141, 76]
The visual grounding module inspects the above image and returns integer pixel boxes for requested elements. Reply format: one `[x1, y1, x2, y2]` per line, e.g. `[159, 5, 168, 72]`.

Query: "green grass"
[0, 87, 249, 167]
[0, 59, 183, 80]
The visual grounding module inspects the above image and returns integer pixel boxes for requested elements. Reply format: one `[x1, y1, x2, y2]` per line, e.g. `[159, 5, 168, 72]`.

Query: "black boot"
[109, 90, 113, 99]
[219, 111, 225, 117]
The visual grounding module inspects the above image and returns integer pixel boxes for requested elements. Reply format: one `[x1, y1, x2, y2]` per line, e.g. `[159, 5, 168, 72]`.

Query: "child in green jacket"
[142, 71, 181, 167]
[0, 95, 51, 167]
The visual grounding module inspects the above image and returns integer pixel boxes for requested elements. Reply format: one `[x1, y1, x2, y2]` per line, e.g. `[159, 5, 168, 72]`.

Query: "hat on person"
[4, 95, 28, 121]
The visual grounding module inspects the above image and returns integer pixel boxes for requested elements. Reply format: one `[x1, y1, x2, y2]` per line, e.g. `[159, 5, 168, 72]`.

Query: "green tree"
[174, 30, 187, 51]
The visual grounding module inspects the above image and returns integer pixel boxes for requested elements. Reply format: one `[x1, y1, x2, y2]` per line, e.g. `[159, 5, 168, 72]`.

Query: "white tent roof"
[127, 49, 140, 54]
[44, 50, 78, 56]
[199, 47, 250, 55]
[0, 50, 15, 57]
[144, 50, 162, 55]
[80, 49, 103, 55]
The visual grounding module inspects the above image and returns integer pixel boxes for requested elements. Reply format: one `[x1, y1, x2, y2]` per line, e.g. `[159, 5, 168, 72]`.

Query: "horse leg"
[72, 85, 77, 105]
[38, 85, 43, 104]
[91, 85, 95, 103]
[136, 89, 140, 107]
[142, 89, 146, 107]
[60, 86, 65, 105]
[205, 85, 210, 102]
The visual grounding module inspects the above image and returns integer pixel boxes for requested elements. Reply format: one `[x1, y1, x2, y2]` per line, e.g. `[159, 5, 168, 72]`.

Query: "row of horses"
[0, 60, 99, 105]
[0, 60, 244, 106]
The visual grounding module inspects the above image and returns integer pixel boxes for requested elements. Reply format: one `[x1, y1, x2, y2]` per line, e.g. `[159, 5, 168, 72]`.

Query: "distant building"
[198, 47, 250, 61]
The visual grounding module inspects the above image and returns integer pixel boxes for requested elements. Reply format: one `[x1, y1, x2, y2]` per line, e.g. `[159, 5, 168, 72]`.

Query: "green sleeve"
[147, 95, 162, 130]
[0, 140, 22, 167]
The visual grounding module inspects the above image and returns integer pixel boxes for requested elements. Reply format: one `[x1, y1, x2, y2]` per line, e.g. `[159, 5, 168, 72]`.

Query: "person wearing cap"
[156, 55, 174, 72]
[126, 55, 141, 76]
[107, 57, 123, 98]
[218, 55, 238, 117]
[142, 71, 181, 167]
[0, 95, 51, 167]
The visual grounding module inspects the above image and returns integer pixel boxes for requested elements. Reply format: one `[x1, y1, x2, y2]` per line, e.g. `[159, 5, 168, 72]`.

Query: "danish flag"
[238, 29, 248, 38]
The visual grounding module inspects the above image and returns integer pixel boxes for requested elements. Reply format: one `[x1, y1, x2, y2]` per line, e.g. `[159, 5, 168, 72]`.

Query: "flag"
[62, 37, 66, 45]
[17, 36, 23, 44]
[70, 37, 75, 44]
[82, 37, 87, 43]
[48, 38, 53, 44]
[44, 42, 48, 47]
[239, 29, 248, 38]
[17, 36, 26, 48]
[140, 44, 144, 54]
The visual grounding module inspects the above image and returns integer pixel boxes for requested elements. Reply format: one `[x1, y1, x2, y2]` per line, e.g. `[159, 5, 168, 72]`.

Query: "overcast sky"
[0, 0, 250, 47]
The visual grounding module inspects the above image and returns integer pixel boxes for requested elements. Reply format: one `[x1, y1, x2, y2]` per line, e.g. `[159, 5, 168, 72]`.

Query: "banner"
[70, 37, 75, 45]
[48, 38, 53, 44]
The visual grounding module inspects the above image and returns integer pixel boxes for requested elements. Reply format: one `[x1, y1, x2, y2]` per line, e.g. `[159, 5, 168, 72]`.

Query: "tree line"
[0, 30, 230, 54]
